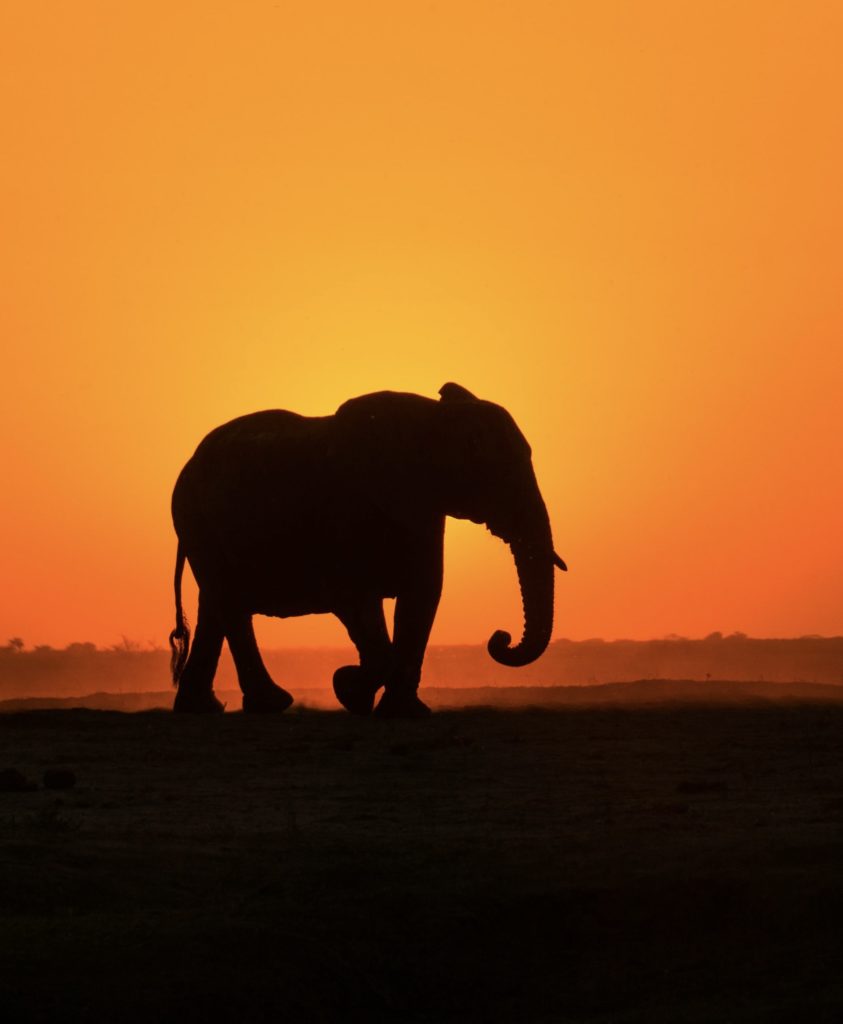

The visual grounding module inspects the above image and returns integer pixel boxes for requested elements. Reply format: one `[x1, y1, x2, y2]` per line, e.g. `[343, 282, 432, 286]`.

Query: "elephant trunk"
[487, 505, 555, 668]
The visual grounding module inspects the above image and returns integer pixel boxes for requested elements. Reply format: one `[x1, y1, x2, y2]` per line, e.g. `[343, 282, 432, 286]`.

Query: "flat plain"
[1, 700, 842, 1022]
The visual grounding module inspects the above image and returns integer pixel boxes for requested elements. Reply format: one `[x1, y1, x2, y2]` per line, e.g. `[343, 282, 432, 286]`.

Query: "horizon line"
[4, 631, 843, 654]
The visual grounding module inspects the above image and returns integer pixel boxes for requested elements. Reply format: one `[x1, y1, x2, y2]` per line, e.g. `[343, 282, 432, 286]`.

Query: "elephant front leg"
[333, 600, 392, 715]
[374, 554, 443, 720]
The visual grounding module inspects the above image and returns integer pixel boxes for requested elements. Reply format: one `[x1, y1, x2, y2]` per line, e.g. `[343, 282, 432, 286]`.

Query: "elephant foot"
[333, 665, 379, 716]
[173, 690, 226, 714]
[373, 690, 431, 720]
[242, 684, 294, 714]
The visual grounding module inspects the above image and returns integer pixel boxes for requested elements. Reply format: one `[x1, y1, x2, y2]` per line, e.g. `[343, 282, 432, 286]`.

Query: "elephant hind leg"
[173, 594, 226, 714]
[334, 601, 391, 716]
[226, 614, 293, 714]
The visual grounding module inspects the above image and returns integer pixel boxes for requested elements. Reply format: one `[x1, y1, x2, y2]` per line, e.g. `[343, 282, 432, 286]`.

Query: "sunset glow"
[2, 2, 842, 649]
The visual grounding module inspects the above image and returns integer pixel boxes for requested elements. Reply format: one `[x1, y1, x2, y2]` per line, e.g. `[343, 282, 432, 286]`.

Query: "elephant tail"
[168, 542, 191, 686]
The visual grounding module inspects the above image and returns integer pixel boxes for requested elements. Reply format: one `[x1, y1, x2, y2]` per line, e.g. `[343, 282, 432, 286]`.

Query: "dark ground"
[1, 702, 842, 1022]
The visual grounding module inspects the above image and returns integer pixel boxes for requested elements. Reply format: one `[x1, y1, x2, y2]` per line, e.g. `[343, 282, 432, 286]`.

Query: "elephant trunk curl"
[487, 507, 555, 668]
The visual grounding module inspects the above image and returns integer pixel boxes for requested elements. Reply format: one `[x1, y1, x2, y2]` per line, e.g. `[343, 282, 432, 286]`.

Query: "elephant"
[168, 383, 567, 718]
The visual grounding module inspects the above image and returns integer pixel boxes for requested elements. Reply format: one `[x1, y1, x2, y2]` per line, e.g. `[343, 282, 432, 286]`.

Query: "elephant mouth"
[487, 520, 566, 573]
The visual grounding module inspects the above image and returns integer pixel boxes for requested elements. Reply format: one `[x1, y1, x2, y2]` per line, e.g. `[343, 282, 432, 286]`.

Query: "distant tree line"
[2, 634, 843, 700]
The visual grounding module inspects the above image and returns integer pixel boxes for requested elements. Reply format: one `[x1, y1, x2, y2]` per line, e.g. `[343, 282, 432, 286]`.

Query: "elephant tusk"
[553, 552, 568, 572]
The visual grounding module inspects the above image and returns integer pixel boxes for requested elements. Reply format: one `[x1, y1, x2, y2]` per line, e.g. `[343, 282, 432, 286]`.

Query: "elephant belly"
[200, 544, 401, 620]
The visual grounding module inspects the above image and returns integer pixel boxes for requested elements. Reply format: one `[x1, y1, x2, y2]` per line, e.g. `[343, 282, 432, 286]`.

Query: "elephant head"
[433, 383, 566, 667]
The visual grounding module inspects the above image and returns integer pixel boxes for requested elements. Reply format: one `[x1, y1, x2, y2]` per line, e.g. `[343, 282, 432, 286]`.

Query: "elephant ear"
[439, 382, 478, 403]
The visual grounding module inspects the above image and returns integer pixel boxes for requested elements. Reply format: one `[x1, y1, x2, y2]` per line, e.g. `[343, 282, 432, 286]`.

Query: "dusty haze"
[3, 635, 842, 708]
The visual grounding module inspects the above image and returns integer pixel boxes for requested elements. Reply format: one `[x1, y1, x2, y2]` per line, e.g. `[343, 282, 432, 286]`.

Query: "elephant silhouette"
[168, 383, 566, 717]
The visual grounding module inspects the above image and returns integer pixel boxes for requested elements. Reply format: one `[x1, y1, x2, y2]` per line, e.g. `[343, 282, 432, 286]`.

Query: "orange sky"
[2, 1, 842, 650]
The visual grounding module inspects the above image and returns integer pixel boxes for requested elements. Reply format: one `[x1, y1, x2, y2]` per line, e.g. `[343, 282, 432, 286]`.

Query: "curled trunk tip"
[487, 533, 555, 668]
